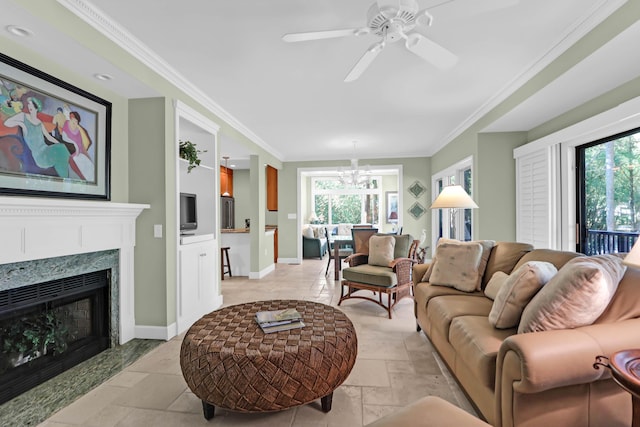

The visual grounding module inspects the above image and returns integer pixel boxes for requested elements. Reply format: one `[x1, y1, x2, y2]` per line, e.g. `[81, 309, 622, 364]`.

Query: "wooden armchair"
[339, 231, 419, 318]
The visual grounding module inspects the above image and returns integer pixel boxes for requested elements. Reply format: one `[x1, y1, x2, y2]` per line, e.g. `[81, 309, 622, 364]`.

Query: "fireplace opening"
[0, 270, 110, 404]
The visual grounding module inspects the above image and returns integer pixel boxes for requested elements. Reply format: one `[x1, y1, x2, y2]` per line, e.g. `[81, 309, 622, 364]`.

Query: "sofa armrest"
[412, 262, 432, 287]
[497, 318, 640, 395]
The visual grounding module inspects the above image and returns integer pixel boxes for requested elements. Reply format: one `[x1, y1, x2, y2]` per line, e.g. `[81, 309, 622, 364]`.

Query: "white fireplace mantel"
[0, 196, 149, 344]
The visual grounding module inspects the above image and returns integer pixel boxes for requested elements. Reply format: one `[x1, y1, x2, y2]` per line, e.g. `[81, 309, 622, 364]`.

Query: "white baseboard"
[277, 257, 299, 264]
[135, 323, 176, 341]
[249, 263, 275, 279]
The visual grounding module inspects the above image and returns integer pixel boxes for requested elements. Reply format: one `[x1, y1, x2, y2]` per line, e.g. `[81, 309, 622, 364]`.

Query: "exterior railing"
[585, 230, 639, 255]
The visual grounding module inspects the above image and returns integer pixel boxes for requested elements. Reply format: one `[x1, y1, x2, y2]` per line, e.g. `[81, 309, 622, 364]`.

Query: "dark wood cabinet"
[266, 165, 278, 211]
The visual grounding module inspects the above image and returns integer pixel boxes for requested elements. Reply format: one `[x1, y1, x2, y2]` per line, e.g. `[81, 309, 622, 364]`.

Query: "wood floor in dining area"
[38, 258, 474, 427]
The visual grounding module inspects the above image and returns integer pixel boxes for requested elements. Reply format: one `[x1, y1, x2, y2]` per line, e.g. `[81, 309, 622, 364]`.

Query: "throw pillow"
[429, 240, 484, 292]
[303, 226, 314, 239]
[518, 255, 626, 333]
[368, 235, 396, 267]
[488, 261, 557, 329]
[424, 238, 495, 291]
[484, 271, 509, 300]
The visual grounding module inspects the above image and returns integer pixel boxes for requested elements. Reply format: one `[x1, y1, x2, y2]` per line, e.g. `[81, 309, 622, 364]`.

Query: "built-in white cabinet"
[174, 101, 222, 335]
[177, 237, 221, 333]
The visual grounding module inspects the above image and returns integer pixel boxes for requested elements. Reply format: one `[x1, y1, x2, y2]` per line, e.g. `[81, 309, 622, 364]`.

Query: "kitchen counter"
[221, 225, 277, 233]
[220, 226, 277, 277]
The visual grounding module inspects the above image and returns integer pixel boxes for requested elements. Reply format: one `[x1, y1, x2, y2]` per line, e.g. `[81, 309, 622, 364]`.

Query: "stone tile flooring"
[32, 258, 474, 426]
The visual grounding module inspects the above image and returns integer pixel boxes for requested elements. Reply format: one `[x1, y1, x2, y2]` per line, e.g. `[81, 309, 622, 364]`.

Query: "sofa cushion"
[302, 226, 314, 238]
[484, 271, 508, 300]
[414, 283, 483, 316]
[513, 249, 583, 271]
[427, 295, 493, 344]
[449, 315, 516, 390]
[489, 261, 557, 329]
[518, 255, 626, 333]
[482, 242, 534, 288]
[343, 264, 396, 287]
[595, 266, 640, 323]
[368, 235, 396, 267]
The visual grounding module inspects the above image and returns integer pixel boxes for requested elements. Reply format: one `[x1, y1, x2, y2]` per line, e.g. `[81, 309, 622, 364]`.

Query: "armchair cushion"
[343, 264, 396, 287]
[518, 254, 626, 333]
[368, 235, 396, 267]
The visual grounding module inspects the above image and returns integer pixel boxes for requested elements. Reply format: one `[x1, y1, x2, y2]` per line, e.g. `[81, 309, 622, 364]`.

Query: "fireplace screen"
[0, 270, 110, 404]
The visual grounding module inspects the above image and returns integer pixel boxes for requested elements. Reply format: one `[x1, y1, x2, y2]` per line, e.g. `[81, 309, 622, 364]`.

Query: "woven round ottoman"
[180, 299, 358, 420]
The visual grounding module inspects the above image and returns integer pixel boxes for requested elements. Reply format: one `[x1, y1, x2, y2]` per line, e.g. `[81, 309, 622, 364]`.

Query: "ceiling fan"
[282, 0, 458, 82]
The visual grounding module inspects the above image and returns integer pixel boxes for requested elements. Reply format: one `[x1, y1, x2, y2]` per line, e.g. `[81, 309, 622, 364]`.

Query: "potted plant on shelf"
[179, 140, 207, 173]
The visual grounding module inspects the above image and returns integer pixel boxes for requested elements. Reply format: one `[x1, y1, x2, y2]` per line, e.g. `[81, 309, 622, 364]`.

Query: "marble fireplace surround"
[0, 197, 148, 345]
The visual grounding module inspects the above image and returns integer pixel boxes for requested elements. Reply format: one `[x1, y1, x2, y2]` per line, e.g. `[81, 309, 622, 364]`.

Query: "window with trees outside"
[576, 127, 640, 255]
[311, 177, 381, 225]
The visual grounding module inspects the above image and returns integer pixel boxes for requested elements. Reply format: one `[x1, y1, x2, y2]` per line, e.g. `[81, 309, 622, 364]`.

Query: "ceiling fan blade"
[344, 41, 385, 82]
[282, 28, 368, 43]
[404, 33, 458, 70]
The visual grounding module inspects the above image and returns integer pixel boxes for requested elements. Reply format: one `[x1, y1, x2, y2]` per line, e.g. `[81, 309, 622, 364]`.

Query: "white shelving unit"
[174, 101, 223, 334]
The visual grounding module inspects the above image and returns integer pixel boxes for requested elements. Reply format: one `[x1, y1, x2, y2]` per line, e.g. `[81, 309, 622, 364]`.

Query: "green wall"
[476, 132, 527, 241]
[128, 98, 170, 326]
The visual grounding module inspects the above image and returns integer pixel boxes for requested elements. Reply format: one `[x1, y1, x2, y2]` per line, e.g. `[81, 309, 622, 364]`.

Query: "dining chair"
[325, 227, 353, 276]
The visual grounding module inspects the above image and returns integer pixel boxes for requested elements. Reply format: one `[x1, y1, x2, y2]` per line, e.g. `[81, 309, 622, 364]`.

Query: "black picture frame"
[0, 53, 111, 200]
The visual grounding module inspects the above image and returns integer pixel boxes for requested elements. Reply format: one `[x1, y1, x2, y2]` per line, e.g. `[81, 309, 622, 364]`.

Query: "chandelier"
[339, 141, 371, 187]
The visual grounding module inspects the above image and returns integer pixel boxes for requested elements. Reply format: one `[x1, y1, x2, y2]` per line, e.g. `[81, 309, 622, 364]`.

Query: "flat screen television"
[180, 192, 197, 231]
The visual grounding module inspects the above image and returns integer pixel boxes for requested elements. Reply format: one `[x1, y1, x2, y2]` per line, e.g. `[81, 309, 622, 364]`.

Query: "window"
[311, 177, 381, 225]
[576, 127, 640, 255]
[432, 157, 473, 245]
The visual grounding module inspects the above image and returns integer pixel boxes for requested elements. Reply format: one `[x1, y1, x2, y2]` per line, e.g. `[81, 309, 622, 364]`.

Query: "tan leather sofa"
[413, 242, 640, 427]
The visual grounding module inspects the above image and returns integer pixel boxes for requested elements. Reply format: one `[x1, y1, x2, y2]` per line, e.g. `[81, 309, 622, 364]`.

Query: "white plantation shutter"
[515, 144, 560, 249]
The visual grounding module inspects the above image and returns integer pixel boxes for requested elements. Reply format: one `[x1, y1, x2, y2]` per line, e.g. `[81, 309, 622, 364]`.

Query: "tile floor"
[38, 258, 475, 427]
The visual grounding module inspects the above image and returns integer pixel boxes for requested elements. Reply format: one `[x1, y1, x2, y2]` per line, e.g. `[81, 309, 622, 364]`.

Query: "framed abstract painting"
[0, 53, 111, 200]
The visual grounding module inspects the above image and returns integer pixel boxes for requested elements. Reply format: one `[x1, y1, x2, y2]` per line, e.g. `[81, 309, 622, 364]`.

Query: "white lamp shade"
[430, 185, 478, 209]
[624, 239, 640, 268]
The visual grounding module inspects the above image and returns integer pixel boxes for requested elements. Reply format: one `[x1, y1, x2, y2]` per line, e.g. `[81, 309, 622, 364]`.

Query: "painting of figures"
[0, 54, 110, 199]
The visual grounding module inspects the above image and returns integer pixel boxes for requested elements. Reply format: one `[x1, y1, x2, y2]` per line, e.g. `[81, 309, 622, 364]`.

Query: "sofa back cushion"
[518, 255, 626, 333]
[488, 261, 557, 329]
[513, 249, 583, 272]
[595, 266, 640, 323]
[482, 242, 534, 289]
[368, 235, 396, 267]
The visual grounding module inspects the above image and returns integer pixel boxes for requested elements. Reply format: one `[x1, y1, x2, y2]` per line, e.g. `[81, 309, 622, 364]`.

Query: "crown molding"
[56, 0, 283, 160]
[430, 0, 628, 155]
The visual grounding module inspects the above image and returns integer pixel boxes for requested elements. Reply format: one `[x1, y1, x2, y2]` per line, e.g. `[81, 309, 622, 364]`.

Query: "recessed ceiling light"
[6, 25, 32, 37]
[230, 164, 236, 168]
[93, 73, 113, 81]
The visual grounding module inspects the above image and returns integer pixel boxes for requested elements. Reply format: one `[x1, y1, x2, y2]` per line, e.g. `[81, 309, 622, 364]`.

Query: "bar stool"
[221, 247, 232, 280]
